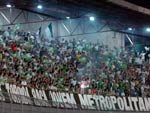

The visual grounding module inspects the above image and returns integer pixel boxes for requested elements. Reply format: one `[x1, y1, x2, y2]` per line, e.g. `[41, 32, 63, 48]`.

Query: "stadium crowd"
[0, 27, 150, 97]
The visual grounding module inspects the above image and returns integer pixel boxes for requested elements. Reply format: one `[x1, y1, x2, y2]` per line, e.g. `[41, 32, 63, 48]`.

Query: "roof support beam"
[0, 11, 11, 24]
[109, 0, 150, 16]
[62, 23, 71, 34]
[11, 10, 23, 24]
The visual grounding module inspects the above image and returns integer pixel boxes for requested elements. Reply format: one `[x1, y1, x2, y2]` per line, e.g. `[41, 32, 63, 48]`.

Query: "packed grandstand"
[1, 0, 150, 113]
[0, 27, 150, 98]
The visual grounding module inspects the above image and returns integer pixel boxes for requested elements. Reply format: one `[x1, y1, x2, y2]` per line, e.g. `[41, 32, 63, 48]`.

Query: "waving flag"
[44, 23, 53, 40]
[37, 26, 42, 38]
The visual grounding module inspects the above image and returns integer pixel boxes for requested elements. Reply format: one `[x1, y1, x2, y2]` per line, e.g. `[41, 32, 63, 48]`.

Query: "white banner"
[0, 83, 150, 112]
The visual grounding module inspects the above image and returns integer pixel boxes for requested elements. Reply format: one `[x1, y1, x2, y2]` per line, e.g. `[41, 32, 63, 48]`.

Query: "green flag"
[48, 23, 53, 37]
[14, 24, 20, 31]
[44, 23, 54, 40]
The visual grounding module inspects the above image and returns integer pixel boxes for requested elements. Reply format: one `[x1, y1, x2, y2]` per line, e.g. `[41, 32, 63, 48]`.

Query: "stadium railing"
[0, 91, 149, 113]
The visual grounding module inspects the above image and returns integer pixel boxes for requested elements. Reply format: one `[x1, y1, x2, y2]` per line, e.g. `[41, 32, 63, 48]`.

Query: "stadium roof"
[0, 0, 150, 37]
[126, 0, 150, 9]
[0, 0, 149, 20]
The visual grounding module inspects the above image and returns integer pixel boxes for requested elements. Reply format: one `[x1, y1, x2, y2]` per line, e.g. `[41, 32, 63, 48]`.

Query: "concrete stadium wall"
[0, 8, 58, 40]
[0, 8, 125, 48]
[57, 18, 125, 48]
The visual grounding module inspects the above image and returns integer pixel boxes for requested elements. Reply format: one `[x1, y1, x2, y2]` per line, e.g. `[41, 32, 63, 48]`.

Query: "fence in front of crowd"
[0, 91, 149, 113]
[0, 83, 150, 113]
